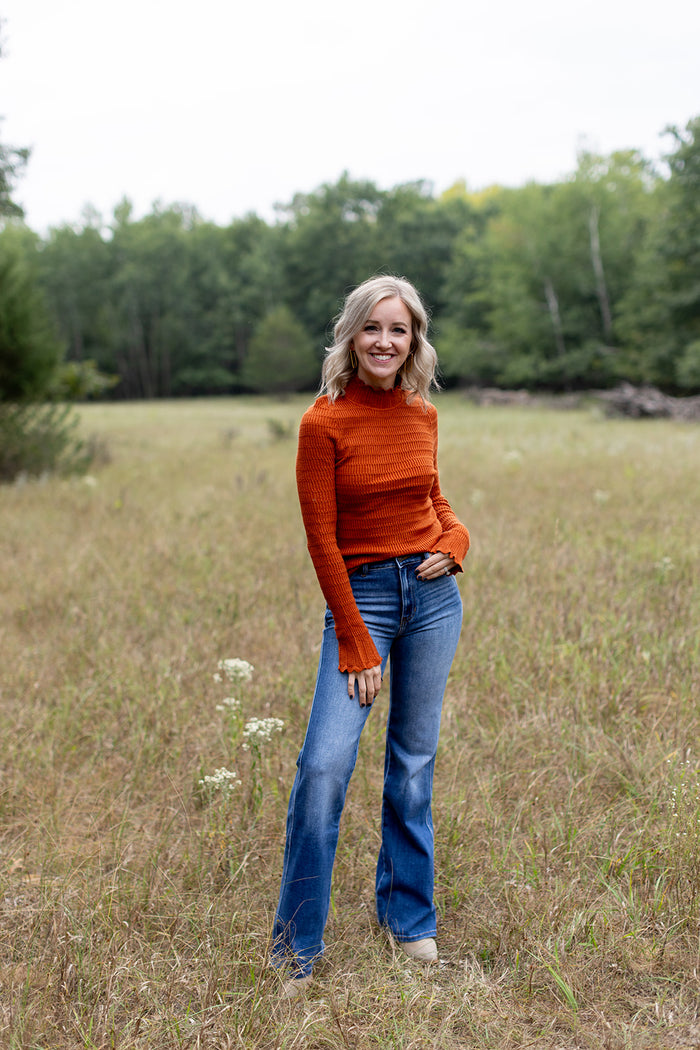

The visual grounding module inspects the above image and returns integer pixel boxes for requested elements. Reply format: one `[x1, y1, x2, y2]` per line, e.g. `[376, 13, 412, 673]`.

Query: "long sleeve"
[296, 411, 381, 672]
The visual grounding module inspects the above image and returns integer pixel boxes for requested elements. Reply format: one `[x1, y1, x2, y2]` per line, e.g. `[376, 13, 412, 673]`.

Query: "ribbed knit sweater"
[296, 376, 470, 672]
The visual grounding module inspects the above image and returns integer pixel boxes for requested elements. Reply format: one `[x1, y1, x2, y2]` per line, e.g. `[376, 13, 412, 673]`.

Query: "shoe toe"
[280, 973, 313, 999]
[398, 937, 439, 963]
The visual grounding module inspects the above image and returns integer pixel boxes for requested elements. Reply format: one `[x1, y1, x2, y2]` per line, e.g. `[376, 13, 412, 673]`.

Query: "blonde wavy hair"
[320, 275, 439, 404]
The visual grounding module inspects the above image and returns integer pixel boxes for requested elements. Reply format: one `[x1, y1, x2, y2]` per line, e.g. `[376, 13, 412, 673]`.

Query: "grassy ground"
[1, 393, 699, 1049]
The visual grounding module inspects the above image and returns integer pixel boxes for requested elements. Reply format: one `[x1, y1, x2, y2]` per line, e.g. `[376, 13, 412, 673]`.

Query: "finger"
[416, 558, 435, 579]
[367, 672, 381, 703]
[417, 556, 447, 579]
[364, 670, 379, 706]
[428, 554, 455, 579]
[348, 672, 356, 700]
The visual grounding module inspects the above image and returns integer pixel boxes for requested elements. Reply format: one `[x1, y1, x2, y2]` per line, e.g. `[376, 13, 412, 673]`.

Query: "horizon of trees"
[1, 115, 700, 401]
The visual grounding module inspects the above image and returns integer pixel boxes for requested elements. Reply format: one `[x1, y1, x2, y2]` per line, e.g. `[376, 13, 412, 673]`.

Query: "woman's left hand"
[416, 551, 457, 580]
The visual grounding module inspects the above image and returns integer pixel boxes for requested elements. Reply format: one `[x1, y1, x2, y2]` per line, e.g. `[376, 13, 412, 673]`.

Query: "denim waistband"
[351, 553, 430, 576]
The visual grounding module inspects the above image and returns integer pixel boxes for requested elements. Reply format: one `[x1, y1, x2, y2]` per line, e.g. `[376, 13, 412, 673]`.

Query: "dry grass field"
[1, 394, 699, 1049]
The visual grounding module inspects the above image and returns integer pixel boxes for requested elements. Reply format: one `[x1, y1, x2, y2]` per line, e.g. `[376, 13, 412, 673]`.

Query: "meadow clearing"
[1, 393, 699, 1049]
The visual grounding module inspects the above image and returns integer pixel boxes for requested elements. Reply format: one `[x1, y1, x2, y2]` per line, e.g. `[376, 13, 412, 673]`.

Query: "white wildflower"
[217, 658, 254, 683]
[242, 717, 284, 751]
[215, 696, 241, 713]
[199, 767, 241, 794]
[593, 489, 610, 505]
[503, 449, 523, 465]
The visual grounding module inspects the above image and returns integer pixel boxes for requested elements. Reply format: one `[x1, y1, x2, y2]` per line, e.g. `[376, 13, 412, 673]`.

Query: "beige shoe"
[280, 973, 312, 999]
[398, 937, 438, 963]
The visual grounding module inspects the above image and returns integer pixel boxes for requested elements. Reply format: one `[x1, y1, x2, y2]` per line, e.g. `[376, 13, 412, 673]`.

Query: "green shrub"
[49, 358, 118, 400]
[676, 339, 700, 391]
[241, 306, 318, 393]
[0, 402, 92, 482]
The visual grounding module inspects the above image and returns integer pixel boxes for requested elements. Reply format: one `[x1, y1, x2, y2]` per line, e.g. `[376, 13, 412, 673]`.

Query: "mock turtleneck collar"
[342, 375, 407, 409]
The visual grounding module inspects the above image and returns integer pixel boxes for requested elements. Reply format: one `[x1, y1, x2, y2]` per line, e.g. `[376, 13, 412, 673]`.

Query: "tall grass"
[1, 395, 699, 1048]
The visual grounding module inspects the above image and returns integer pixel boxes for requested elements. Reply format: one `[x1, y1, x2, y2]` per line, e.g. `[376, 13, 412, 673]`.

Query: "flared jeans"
[272, 554, 463, 976]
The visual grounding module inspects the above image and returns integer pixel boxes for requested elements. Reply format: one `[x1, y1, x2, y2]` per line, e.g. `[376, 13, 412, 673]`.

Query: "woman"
[272, 275, 469, 993]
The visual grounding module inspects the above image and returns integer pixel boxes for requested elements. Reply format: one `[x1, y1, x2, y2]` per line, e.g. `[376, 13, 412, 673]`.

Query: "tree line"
[1, 116, 700, 401]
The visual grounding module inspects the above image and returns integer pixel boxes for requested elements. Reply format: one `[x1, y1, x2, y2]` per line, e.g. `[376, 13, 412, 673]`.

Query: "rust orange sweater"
[296, 376, 470, 672]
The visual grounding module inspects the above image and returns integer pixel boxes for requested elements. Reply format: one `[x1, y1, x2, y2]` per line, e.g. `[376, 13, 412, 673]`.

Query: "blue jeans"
[272, 553, 463, 976]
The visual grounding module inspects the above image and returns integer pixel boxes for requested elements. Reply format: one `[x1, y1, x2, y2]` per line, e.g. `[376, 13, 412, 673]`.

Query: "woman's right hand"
[347, 665, 382, 707]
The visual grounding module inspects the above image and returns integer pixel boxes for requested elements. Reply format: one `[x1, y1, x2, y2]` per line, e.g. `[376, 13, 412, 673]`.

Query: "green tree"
[277, 173, 387, 343]
[453, 183, 570, 387]
[439, 153, 657, 390]
[241, 306, 317, 393]
[38, 211, 114, 372]
[206, 214, 285, 387]
[277, 174, 473, 353]
[0, 224, 62, 400]
[436, 185, 508, 384]
[618, 116, 700, 391]
[0, 135, 29, 220]
[0, 42, 94, 481]
[0, 38, 57, 399]
[36, 203, 286, 399]
[104, 201, 200, 397]
[0, 32, 29, 220]
[375, 181, 475, 316]
[160, 217, 238, 395]
[665, 118, 700, 366]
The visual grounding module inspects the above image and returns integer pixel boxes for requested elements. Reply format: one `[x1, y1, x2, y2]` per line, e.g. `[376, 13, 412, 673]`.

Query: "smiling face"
[350, 296, 413, 391]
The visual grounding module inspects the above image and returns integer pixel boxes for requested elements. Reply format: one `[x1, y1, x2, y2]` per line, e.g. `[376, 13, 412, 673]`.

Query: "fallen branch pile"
[464, 383, 700, 421]
[598, 383, 700, 421]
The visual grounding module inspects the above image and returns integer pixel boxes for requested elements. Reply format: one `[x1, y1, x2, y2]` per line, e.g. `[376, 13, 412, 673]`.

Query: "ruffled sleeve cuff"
[336, 627, 381, 674]
[432, 524, 471, 573]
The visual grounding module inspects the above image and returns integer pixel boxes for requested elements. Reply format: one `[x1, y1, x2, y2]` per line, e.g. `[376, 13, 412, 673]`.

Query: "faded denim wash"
[272, 553, 463, 976]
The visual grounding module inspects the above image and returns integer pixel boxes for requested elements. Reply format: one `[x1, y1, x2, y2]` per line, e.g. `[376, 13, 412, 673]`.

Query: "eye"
[364, 323, 378, 331]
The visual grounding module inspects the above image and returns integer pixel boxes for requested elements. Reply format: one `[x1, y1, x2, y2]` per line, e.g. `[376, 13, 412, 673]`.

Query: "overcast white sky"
[1, 0, 698, 233]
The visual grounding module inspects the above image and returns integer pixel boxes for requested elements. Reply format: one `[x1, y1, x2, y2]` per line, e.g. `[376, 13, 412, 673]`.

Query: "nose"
[377, 328, 391, 348]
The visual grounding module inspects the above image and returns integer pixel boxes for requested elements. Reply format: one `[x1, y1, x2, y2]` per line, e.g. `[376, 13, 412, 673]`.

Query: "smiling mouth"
[370, 353, 394, 361]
